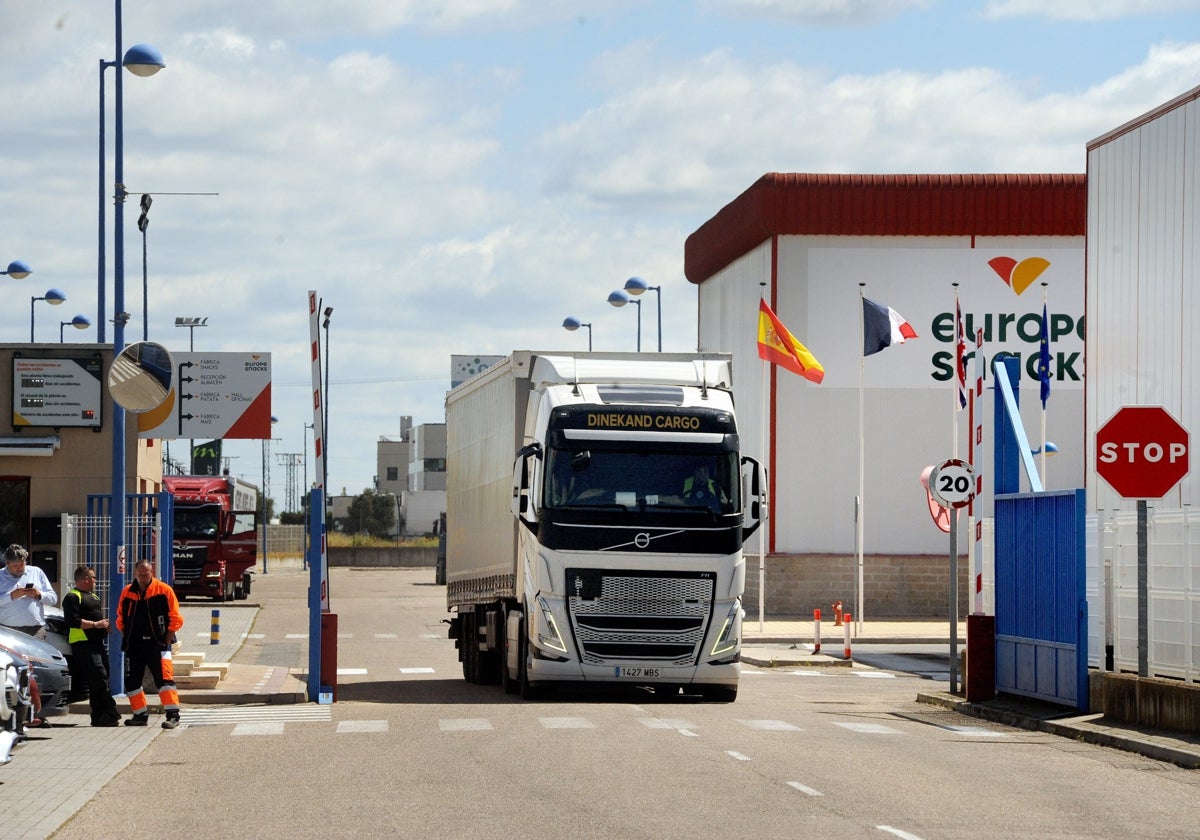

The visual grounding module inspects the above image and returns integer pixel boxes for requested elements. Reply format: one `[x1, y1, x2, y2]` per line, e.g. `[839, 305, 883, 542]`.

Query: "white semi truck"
[445, 351, 764, 701]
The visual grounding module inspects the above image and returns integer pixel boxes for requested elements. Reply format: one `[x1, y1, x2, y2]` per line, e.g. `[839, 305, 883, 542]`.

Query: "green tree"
[346, 489, 396, 538]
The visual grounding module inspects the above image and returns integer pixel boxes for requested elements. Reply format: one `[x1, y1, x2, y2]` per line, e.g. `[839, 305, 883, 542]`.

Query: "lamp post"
[31, 289, 67, 342]
[562, 316, 592, 350]
[60, 315, 92, 343]
[262, 416, 278, 575]
[607, 289, 641, 351]
[106, 1, 164, 697]
[623, 276, 662, 352]
[3, 260, 32, 279]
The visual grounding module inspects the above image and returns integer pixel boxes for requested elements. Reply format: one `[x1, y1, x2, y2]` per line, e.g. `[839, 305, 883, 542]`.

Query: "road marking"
[834, 722, 905, 735]
[246, 633, 264, 639]
[540, 717, 594, 729]
[439, 718, 493, 731]
[419, 633, 442, 639]
[374, 633, 398, 639]
[877, 826, 925, 840]
[738, 719, 802, 731]
[337, 720, 389, 734]
[677, 729, 699, 737]
[338, 633, 354, 639]
[787, 781, 823, 796]
[337, 668, 368, 676]
[182, 706, 331, 727]
[855, 671, 897, 679]
[232, 721, 285, 736]
[726, 750, 752, 761]
[399, 667, 436, 674]
[638, 718, 695, 730]
[285, 633, 307, 639]
[789, 670, 830, 677]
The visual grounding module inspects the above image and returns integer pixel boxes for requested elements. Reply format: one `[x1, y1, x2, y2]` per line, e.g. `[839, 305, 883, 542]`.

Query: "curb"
[741, 654, 853, 668]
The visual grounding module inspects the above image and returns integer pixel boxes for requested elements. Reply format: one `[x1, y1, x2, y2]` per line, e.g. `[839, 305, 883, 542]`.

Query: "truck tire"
[699, 684, 738, 703]
[460, 612, 477, 682]
[241, 572, 253, 598]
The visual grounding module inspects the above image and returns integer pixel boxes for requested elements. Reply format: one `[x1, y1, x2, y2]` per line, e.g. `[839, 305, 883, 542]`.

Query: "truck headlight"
[709, 601, 742, 660]
[534, 595, 568, 654]
[205, 570, 222, 578]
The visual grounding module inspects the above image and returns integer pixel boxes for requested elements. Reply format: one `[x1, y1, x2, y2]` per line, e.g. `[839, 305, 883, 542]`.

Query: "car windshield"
[544, 447, 739, 513]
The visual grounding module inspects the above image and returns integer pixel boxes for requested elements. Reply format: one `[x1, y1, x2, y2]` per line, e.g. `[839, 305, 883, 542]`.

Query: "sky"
[3, 0, 1200, 506]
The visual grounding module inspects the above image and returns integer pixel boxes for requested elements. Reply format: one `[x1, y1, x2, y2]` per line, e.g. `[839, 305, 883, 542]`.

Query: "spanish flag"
[757, 299, 824, 384]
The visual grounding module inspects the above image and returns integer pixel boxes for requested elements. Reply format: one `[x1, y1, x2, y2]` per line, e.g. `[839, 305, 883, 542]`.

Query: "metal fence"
[60, 509, 162, 609]
[1088, 509, 1200, 683]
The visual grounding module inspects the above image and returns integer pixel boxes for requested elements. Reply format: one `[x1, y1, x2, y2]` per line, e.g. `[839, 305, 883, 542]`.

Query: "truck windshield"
[544, 447, 739, 513]
[174, 504, 223, 538]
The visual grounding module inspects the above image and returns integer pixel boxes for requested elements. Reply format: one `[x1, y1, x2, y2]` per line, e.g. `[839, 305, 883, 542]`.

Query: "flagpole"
[1040, 282, 1049, 485]
[857, 283, 866, 634]
[758, 285, 767, 633]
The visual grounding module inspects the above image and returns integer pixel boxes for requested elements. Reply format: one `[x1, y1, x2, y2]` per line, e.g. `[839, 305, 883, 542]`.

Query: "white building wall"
[699, 234, 1085, 556]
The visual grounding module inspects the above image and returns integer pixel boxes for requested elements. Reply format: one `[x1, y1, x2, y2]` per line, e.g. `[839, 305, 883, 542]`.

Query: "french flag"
[862, 297, 918, 356]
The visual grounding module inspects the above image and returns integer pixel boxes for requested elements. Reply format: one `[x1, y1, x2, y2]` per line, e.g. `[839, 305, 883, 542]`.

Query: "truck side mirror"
[511, 443, 541, 529]
[740, 456, 767, 540]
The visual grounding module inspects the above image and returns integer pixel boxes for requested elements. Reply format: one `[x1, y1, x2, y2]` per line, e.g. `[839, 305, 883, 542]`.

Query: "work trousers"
[71, 638, 119, 722]
[124, 644, 179, 715]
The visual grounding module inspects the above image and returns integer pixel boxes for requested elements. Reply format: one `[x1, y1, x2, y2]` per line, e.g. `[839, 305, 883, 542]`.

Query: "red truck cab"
[164, 475, 258, 601]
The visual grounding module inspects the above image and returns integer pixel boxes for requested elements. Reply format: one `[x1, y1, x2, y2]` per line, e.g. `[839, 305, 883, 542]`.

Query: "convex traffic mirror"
[108, 341, 175, 412]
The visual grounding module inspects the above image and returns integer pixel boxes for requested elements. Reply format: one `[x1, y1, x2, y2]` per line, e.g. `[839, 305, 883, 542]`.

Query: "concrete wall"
[1091, 671, 1200, 734]
[327, 545, 436, 567]
[744, 553, 971, 619]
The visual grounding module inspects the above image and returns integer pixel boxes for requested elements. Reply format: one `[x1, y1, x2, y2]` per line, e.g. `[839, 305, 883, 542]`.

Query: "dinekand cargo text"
[444, 351, 766, 701]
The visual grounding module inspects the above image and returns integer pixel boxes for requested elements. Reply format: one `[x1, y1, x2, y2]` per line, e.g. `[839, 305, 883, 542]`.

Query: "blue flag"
[1038, 303, 1051, 409]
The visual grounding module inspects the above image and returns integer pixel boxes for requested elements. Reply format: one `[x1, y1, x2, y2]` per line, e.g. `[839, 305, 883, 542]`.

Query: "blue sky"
[3, 0, 1200, 501]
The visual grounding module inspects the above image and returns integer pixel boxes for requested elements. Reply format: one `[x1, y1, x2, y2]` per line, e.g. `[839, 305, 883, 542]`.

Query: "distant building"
[373, 416, 446, 537]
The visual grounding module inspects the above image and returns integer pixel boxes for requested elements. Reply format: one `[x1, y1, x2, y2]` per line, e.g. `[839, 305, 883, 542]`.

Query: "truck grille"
[566, 568, 714, 667]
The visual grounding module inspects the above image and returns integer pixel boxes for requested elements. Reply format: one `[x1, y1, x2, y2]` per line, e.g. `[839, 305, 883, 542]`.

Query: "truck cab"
[164, 476, 258, 602]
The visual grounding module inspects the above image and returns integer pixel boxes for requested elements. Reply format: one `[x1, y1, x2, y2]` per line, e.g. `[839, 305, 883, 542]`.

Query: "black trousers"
[70, 639, 118, 721]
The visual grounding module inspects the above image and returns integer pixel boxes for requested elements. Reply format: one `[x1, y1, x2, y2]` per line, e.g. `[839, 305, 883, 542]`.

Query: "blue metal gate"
[86, 491, 174, 584]
[993, 489, 1088, 711]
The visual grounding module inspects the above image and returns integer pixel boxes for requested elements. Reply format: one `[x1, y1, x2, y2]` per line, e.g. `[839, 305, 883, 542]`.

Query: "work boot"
[124, 713, 148, 727]
[162, 712, 180, 730]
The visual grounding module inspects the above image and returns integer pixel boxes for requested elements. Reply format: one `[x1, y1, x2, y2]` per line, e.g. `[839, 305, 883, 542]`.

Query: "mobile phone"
[25, 583, 34, 589]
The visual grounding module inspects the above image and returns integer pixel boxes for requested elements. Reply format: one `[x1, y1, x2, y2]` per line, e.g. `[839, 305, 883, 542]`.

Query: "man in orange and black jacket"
[116, 559, 184, 729]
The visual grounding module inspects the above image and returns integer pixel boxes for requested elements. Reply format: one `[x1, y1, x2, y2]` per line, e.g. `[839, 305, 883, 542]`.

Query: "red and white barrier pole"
[813, 608, 821, 654]
[843, 612, 852, 660]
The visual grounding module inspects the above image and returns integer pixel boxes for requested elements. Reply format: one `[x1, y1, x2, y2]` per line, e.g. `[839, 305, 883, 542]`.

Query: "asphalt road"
[49, 568, 1200, 840]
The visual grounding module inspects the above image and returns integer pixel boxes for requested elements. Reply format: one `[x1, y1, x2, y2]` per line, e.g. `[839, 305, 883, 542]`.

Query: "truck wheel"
[699, 684, 738, 703]
[460, 612, 477, 683]
[241, 573, 253, 597]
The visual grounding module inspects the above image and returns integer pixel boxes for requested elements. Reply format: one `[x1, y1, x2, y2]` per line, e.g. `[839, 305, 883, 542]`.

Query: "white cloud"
[984, 0, 1200, 21]
[707, 0, 932, 25]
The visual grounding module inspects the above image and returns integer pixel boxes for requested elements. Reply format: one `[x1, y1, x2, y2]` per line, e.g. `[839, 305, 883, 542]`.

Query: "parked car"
[0, 649, 32, 764]
[42, 606, 88, 702]
[0, 627, 71, 717]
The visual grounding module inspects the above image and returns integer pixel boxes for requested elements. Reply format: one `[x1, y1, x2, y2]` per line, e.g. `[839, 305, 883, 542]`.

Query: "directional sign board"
[929, 458, 975, 509]
[1096, 405, 1189, 498]
[136, 352, 272, 440]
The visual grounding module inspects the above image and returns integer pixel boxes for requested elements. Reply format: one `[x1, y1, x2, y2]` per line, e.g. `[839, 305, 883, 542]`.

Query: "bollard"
[211, 608, 220, 646]
[813, 608, 821, 654]
[832, 599, 844, 626]
[843, 612, 852, 660]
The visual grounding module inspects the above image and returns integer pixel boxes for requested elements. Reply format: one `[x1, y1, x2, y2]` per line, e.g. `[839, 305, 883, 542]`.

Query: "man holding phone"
[0, 544, 57, 638]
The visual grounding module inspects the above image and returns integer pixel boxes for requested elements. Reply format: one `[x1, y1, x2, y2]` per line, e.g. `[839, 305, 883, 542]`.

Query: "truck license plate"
[615, 667, 659, 678]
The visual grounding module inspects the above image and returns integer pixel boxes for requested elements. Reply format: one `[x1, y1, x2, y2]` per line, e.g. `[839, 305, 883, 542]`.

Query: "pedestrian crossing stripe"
[181, 705, 332, 727]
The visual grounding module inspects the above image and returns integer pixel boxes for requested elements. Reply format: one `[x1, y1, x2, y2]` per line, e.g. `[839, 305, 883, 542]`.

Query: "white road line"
[789, 670, 829, 677]
[638, 718, 695, 730]
[877, 826, 925, 840]
[337, 633, 353, 639]
[374, 633, 398, 639]
[439, 718, 493, 731]
[834, 722, 905, 735]
[419, 633, 442, 639]
[336, 668, 368, 676]
[399, 667, 436, 674]
[232, 721, 286, 736]
[738, 719, 802, 731]
[337, 720, 389, 734]
[855, 671, 897, 679]
[182, 706, 331, 727]
[787, 781, 824, 796]
[285, 633, 307, 639]
[540, 717, 594, 729]
[726, 751, 752, 761]
[677, 729, 700, 737]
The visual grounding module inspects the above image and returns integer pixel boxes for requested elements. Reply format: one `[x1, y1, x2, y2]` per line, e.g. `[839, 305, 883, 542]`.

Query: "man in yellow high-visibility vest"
[62, 565, 121, 726]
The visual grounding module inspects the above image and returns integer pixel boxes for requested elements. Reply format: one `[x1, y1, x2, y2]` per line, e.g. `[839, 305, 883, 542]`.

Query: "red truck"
[163, 475, 258, 602]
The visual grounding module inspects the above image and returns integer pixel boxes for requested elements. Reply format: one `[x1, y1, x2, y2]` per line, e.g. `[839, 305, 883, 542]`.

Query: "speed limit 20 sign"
[930, 458, 975, 509]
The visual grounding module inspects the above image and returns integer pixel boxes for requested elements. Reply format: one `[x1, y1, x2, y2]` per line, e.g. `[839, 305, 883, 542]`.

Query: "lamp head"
[607, 290, 630, 308]
[623, 276, 649, 295]
[123, 44, 165, 77]
[70, 314, 91, 330]
[44, 288, 67, 305]
[562, 316, 582, 331]
[4, 260, 31, 279]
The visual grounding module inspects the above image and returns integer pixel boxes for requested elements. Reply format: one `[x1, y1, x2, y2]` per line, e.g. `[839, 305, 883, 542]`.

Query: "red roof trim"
[684, 172, 1087, 285]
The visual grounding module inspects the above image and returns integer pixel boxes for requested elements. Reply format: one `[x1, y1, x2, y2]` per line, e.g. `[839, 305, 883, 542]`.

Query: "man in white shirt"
[0, 544, 57, 638]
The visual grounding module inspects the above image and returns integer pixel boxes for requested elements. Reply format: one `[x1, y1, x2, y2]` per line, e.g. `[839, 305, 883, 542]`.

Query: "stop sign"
[1096, 406, 1190, 498]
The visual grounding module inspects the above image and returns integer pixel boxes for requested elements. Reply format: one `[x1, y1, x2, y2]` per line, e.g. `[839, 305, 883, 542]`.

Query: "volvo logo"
[633, 532, 651, 549]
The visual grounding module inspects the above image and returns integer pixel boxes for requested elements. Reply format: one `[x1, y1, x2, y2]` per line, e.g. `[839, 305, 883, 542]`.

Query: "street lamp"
[106, 2, 164, 696]
[174, 316, 207, 350]
[322, 306, 333, 490]
[607, 289, 641, 351]
[60, 314, 92, 343]
[623, 276, 662, 352]
[31, 289, 67, 342]
[562, 316, 592, 350]
[3, 260, 32, 279]
[262, 416, 278, 575]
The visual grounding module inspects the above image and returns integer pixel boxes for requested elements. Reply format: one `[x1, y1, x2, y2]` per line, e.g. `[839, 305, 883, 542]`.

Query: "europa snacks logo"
[987, 256, 1050, 295]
